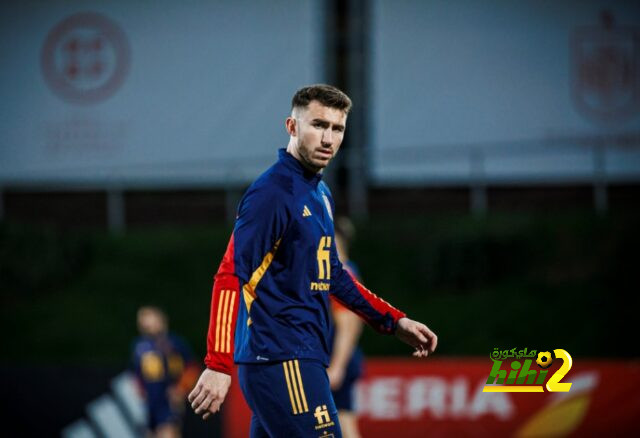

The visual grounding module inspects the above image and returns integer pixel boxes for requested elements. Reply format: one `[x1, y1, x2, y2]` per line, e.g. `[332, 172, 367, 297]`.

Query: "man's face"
[287, 100, 347, 173]
[137, 308, 167, 337]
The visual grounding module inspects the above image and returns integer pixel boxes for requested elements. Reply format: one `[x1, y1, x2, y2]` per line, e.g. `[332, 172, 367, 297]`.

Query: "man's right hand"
[188, 368, 232, 420]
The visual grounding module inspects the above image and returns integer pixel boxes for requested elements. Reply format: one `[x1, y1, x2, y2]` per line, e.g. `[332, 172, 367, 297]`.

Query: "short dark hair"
[292, 84, 352, 114]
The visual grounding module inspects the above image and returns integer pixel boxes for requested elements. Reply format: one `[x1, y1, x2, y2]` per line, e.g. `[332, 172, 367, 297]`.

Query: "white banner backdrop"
[370, 0, 640, 185]
[0, 0, 322, 187]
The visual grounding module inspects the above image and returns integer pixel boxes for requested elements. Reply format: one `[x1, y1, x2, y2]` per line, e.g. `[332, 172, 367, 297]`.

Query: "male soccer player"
[188, 84, 437, 437]
[132, 306, 199, 438]
[328, 217, 364, 438]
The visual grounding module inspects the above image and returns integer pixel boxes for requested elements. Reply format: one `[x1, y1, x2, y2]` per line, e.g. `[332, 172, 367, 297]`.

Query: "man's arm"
[188, 234, 242, 418]
[188, 237, 241, 418]
[327, 305, 363, 389]
[329, 252, 437, 357]
[189, 185, 288, 419]
[203, 236, 242, 375]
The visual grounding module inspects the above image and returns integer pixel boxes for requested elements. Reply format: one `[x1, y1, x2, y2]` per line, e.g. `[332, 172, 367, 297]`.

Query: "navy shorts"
[147, 396, 179, 430]
[238, 359, 342, 438]
[331, 375, 357, 412]
[330, 347, 362, 412]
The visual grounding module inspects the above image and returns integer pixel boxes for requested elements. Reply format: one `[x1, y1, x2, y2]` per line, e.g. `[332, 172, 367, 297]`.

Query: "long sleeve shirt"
[204, 149, 406, 374]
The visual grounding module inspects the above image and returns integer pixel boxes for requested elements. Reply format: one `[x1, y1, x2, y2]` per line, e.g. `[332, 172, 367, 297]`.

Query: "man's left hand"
[395, 317, 437, 358]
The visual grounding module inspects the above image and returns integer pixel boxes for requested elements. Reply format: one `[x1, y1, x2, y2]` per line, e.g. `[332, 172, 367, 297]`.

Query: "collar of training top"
[278, 148, 323, 187]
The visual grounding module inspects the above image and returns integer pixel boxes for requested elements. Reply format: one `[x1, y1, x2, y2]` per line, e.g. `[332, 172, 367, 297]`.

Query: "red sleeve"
[204, 234, 241, 375]
[203, 184, 288, 374]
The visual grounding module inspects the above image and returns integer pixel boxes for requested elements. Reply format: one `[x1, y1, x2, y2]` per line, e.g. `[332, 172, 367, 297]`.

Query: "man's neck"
[285, 143, 322, 174]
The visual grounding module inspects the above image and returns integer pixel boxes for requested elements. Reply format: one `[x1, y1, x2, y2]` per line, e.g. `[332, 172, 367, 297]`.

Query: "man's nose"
[322, 128, 333, 144]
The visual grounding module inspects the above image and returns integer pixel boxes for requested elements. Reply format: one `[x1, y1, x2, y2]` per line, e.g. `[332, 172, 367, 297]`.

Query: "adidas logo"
[303, 205, 312, 217]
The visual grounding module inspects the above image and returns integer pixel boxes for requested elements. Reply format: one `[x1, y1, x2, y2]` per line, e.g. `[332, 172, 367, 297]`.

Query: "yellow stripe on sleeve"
[218, 290, 230, 352]
[214, 289, 226, 352]
[225, 291, 236, 353]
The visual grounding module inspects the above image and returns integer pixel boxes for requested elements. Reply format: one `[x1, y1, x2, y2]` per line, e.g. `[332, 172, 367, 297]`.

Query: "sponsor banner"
[224, 358, 640, 437]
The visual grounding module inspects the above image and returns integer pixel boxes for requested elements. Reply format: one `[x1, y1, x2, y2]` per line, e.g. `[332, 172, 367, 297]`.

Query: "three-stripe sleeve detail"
[225, 291, 236, 353]
[213, 289, 236, 353]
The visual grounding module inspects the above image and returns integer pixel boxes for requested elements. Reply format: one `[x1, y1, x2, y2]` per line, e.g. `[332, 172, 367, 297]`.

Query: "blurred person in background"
[188, 84, 437, 437]
[132, 306, 200, 438]
[327, 216, 364, 438]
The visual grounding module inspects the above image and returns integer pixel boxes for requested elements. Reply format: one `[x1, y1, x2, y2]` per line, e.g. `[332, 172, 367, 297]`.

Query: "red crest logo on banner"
[570, 11, 640, 124]
[41, 12, 131, 105]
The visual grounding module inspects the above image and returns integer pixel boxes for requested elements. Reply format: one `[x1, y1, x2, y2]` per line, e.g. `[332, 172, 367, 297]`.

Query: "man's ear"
[285, 117, 297, 137]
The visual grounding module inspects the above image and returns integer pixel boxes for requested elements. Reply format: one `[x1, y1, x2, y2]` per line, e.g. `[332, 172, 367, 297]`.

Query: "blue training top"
[204, 149, 405, 374]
